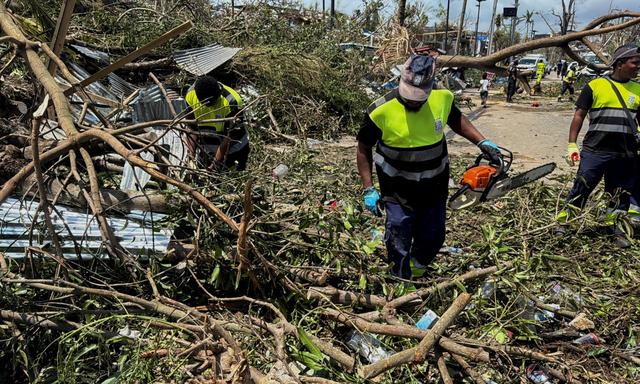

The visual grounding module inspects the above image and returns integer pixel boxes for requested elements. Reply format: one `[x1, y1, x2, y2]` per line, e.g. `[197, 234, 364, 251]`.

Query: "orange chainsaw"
[448, 148, 556, 210]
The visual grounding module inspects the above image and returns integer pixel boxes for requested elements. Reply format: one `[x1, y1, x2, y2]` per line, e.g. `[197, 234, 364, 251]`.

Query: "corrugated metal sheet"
[120, 85, 188, 191]
[70, 44, 111, 65]
[173, 44, 241, 76]
[0, 197, 172, 259]
[108, 73, 139, 99]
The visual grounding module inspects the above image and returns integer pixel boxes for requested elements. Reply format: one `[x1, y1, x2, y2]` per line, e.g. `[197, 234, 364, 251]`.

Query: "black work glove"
[477, 139, 502, 165]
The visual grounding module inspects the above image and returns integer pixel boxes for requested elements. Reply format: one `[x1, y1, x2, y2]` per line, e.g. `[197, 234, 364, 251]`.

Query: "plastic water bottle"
[526, 364, 552, 383]
[272, 164, 289, 179]
[346, 330, 392, 363]
[416, 309, 440, 330]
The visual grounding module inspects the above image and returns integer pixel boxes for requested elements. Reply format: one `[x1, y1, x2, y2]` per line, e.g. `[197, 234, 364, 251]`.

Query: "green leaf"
[299, 351, 324, 371]
[342, 219, 352, 230]
[298, 327, 322, 358]
[359, 274, 367, 290]
[209, 264, 221, 284]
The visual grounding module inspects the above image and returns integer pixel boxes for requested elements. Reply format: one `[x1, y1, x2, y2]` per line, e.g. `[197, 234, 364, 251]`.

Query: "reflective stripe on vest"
[368, 89, 452, 182]
[185, 84, 243, 133]
[373, 153, 449, 182]
[586, 78, 640, 134]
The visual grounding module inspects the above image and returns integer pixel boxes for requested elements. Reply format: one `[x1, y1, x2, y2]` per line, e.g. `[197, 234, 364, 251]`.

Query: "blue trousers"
[384, 200, 446, 280]
[566, 150, 635, 211]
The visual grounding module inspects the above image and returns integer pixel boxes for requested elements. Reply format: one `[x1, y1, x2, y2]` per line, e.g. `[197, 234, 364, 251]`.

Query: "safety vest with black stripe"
[185, 84, 248, 154]
[582, 77, 640, 157]
[368, 89, 452, 184]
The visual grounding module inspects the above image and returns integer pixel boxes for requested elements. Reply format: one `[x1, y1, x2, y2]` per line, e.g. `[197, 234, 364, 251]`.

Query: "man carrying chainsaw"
[356, 51, 503, 280]
[557, 43, 640, 248]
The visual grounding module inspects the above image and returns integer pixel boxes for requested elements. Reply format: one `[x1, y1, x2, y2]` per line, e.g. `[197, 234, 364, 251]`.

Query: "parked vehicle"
[516, 55, 549, 78]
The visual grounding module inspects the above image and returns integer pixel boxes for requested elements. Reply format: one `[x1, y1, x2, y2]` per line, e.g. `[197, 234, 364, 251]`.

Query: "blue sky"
[301, 0, 635, 35]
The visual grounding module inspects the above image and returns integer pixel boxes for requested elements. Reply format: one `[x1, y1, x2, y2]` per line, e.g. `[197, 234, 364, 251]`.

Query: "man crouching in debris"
[356, 51, 503, 280]
[185, 75, 250, 171]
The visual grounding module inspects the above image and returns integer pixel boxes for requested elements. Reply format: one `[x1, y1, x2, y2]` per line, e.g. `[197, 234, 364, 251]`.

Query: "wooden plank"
[63, 20, 193, 96]
[47, 0, 76, 75]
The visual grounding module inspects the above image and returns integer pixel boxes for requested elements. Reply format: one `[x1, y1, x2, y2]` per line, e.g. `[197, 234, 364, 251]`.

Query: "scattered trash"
[416, 309, 440, 330]
[272, 164, 289, 179]
[533, 303, 559, 322]
[118, 325, 142, 340]
[442, 246, 463, 254]
[572, 332, 601, 345]
[488, 327, 513, 344]
[346, 330, 392, 363]
[370, 227, 384, 241]
[526, 364, 552, 383]
[306, 138, 322, 148]
[549, 281, 584, 306]
[569, 312, 595, 331]
[481, 280, 496, 299]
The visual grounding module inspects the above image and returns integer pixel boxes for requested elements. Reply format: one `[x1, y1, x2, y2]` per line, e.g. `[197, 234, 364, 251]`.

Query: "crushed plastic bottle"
[272, 164, 289, 179]
[370, 227, 384, 241]
[416, 309, 440, 330]
[549, 281, 584, 306]
[444, 246, 463, 254]
[534, 303, 560, 322]
[526, 364, 552, 383]
[346, 330, 392, 363]
[572, 332, 601, 345]
[481, 280, 496, 299]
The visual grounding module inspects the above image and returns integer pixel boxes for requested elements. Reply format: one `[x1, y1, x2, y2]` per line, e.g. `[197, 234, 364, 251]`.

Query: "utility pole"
[487, 0, 498, 55]
[455, 0, 468, 55]
[329, 0, 335, 27]
[473, 0, 487, 56]
[444, 0, 451, 53]
[510, 0, 519, 46]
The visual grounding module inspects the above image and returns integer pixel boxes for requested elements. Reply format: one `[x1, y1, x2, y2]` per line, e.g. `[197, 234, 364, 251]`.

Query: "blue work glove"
[363, 187, 382, 216]
[477, 139, 502, 165]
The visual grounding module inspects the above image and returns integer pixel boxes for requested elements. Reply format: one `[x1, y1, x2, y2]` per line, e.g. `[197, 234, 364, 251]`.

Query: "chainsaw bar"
[485, 162, 556, 200]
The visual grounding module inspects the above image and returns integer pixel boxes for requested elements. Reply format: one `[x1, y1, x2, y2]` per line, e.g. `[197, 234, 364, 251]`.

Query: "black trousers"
[566, 150, 636, 211]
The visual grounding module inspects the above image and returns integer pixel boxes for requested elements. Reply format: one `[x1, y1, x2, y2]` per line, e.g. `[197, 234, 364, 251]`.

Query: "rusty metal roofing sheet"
[0, 197, 172, 259]
[173, 43, 241, 76]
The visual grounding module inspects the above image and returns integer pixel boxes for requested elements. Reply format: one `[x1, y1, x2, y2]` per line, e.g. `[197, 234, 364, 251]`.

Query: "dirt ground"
[448, 76, 579, 176]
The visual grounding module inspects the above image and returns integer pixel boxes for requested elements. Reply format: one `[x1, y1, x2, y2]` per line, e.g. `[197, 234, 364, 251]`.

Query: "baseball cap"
[398, 55, 436, 102]
[610, 43, 640, 66]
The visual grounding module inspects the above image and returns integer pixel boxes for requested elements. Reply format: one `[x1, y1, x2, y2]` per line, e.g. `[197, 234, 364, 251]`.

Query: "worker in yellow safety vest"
[356, 51, 503, 279]
[556, 43, 640, 248]
[557, 63, 577, 102]
[185, 76, 249, 171]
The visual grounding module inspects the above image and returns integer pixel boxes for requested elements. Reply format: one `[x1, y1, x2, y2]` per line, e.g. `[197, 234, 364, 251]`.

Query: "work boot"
[613, 234, 631, 249]
[552, 224, 567, 237]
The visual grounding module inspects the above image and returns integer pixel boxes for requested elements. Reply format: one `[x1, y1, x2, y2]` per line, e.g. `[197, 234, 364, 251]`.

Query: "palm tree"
[524, 10, 534, 41]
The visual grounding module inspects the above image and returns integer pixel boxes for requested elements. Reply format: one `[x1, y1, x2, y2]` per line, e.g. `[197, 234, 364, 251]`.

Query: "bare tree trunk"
[397, 0, 406, 27]
[455, 0, 468, 54]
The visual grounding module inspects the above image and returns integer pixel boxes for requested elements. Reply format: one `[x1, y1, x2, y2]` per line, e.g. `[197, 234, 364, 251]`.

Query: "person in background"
[506, 60, 519, 103]
[556, 60, 563, 78]
[479, 72, 490, 107]
[557, 63, 577, 102]
[185, 75, 250, 171]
